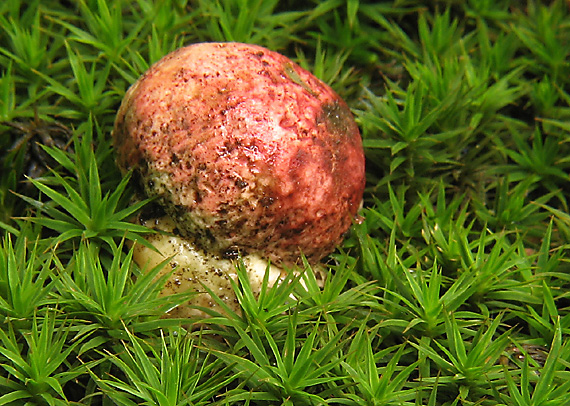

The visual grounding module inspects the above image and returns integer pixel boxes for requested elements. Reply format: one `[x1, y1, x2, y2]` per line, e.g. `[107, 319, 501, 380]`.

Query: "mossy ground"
[1, 1, 570, 405]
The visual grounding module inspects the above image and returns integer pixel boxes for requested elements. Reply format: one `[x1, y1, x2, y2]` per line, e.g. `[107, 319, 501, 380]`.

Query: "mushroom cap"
[113, 42, 365, 266]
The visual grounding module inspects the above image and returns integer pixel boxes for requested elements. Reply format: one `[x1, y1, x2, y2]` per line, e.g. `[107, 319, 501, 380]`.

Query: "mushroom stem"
[133, 215, 287, 318]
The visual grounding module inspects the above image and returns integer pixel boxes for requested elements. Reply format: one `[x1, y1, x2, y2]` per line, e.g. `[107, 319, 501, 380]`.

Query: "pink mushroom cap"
[113, 42, 365, 266]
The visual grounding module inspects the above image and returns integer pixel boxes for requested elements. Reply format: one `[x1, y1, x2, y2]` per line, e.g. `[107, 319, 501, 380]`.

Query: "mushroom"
[113, 42, 365, 317]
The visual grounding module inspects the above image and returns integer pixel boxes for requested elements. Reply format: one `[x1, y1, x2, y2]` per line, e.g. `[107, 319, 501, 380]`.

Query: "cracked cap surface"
[113, 42, 365, 266]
